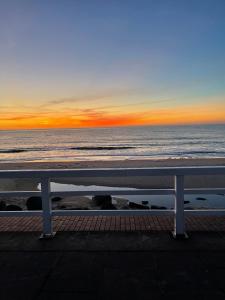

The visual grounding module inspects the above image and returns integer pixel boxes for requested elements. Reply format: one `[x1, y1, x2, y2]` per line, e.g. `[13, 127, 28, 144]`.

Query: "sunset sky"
[0, 0, 225, 130]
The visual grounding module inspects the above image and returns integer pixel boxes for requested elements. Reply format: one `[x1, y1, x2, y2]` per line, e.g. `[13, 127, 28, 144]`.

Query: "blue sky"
[0, 0, 225, 128]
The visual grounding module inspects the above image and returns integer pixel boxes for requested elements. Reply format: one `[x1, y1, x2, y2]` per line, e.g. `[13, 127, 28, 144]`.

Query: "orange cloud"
[0, 100, 225, 130]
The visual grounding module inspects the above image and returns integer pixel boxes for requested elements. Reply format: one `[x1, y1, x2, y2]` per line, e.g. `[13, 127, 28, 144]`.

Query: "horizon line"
[0, 122, 225, 131]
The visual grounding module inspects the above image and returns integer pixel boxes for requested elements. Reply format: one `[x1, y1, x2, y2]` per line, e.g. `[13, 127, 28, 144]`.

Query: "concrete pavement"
[1, 231, 225, 299]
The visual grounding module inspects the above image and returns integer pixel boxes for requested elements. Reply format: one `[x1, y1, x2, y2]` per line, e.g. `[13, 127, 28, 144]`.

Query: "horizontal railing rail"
[1, 166, 225, 178]
[0, 166, 225, 239]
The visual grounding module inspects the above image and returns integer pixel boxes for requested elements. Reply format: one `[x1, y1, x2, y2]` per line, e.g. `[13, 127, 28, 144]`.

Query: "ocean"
[0, 124, 225, 162]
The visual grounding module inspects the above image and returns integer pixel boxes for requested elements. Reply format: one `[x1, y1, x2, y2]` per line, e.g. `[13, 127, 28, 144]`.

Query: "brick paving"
[0, 215, 225, 232]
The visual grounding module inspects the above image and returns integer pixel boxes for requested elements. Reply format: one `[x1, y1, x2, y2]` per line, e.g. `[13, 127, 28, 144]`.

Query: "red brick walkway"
[0, 216, 225, 232]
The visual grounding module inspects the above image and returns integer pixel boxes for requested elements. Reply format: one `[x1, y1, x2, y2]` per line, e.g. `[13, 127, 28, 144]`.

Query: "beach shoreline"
[0, 157, 225, 170]
[0, 158, 225, 190]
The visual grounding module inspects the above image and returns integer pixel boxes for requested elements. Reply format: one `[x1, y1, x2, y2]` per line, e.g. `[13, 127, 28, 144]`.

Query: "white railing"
[0, 167, 225, 239]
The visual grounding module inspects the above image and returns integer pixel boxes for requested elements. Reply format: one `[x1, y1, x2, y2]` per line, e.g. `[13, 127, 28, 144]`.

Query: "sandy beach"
[0, 158, 225, 190]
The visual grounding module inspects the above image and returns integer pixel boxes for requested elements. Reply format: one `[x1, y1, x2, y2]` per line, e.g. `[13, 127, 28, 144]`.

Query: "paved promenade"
[0, 215, 225, 232]
[1, 216, 225, 299]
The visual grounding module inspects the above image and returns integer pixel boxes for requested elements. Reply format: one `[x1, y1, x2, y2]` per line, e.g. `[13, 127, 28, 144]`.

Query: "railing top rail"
[0, 166, 225, 178]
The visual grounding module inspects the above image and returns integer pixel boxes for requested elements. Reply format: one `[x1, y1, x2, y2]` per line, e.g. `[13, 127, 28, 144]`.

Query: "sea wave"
[0, 145, 136, 154]
[70, 146, 135, 150]
[0, 148, 49, 153]
[1, 147, 225, 156]
[0, 149, 27, 153]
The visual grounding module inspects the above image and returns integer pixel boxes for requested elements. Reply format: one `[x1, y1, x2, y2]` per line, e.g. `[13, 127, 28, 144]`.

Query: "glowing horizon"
[1, 1, 225, 130]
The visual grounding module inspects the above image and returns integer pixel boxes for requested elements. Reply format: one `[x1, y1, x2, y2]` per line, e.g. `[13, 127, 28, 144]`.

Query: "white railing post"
[40, 177, 55, 239]
[173, 175, 188, 239]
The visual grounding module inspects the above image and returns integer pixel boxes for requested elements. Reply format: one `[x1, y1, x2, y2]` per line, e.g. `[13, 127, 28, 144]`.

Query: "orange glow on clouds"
[0, 99, 225, 130]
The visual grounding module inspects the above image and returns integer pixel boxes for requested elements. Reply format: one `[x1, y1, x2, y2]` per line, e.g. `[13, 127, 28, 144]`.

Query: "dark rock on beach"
[101, 203, 117, 210]
[6, 205, 22, 211]
[51, 197, 63, 202]
[184, 200, 190, 204]
[129, 202, 149, 209]
[150, 205, 167, 210]
[92, 195, 115, 209]
[196, 197, 207, 201]
[57, 207, 89, 210]
[0, 202, 22, 211]
[58, 205, 67, 209]
[0, 201, 6, 211]
[142, 200, 149, 205]
[69, 207, 89, 210]
[26, 196, 42, 210]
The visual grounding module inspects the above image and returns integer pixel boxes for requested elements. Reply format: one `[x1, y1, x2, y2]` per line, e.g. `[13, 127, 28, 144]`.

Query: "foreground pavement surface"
[1, 231, 225, 299]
